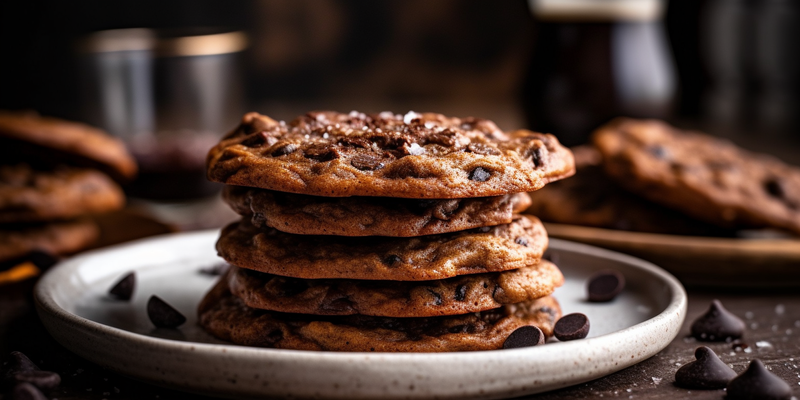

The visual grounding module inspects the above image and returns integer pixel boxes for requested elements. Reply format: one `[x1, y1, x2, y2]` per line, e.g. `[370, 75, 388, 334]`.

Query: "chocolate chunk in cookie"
[207, 111, 575, 198]
[223, 185, 532, 237]
[216, 215, 548, 281]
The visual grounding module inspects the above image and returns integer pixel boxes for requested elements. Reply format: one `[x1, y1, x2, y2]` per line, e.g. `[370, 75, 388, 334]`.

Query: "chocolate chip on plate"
[674, 346, 736, 389]
[690, 300, 745, 341]
[5, 351, 39, 373]
[11, 371, 61, 391]
[586, 270, 625, 302]
[108, 272, 136, 301]
[554, 313, 590, 341]
[147, 296, 186, 328]
[727, 360, 792, 400]
[503, 326, 545, 349]
[9, 382, 48, 400]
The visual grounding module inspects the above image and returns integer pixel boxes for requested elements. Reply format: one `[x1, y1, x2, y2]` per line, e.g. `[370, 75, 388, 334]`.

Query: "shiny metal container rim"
[78, 28, 248, 56]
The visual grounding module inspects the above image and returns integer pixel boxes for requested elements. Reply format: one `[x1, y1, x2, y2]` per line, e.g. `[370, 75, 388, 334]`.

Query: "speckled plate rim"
[34, 230, 687, 400]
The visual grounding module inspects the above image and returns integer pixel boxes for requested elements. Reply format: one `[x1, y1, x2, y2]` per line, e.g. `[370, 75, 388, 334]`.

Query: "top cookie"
[207, 111, 574, 198]
[593, 118, 800, 234]
[0, 111, 137, 181]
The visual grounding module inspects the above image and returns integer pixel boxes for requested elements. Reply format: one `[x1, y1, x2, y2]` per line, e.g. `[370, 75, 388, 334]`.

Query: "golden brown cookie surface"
[207, 111, 574, 198]
[0, 164, 125, 223]
[216, 215, 547, 281]
[228, 260, 563, 317]
[223, 185, 532, 237]
[198, 276, 561, 352]
[593, 118, 800, 235]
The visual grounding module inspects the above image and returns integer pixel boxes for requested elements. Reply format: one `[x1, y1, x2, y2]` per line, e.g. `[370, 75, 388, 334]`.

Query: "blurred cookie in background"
[593, 118, 800, 236]
[526, 145, 735, 236]
[0, 110, 136, 268]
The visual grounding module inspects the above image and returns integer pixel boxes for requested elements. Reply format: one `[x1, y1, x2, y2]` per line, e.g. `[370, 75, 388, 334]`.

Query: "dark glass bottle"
[522, 0, 676, 146]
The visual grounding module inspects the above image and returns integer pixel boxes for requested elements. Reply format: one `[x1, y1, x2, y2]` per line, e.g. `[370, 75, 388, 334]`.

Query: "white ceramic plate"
[34, 231, 686, 400]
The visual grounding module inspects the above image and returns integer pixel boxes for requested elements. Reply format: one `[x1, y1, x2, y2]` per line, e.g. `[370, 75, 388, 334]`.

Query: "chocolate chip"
[321, 296, 355, 313]
[146, 296, 186, 328]
[764, 178, 785, 198]
[586, 270, 625, 302]
[199, 263, 230, 276]
[384, 254, 402, 266]
[426, 288, 443, 306]
[454, 285, 467, 301]
[274, 278, 306, 297]
[8, 383, 47, 400]
[648, 145, 670, 159]
[303, 144, 338, 161]
[271, 143, 297, 157]
[515, 237, 529, 247]
[350, 153, 385, 171]
[554, 313, 590, 341]
[241, 131, 276, 147]
[530, 147, 545, 167]
[690, 300, 745, 341]
[468, 167, 491, 182]
[476, 226, 492, 233]
[12, 371, 60, 391]
[5, 351, 39, 373]
[108, 272, 135, 301]
[674, 346, 736, 389]
[727, 360, 792, 400]
[503, 326, 545, 349]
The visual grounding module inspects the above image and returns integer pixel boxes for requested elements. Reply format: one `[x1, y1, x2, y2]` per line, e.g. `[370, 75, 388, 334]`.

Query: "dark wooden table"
[1, 214, 799, 399]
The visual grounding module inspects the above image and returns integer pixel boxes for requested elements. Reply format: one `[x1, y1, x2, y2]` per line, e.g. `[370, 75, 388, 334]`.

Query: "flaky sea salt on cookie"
[207, 111, 574, 198]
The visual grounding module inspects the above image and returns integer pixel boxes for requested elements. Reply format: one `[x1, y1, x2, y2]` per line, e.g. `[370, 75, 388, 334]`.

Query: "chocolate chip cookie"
[198, 276, 561, 352]
[0, 110, 137, 181]
[0, 218, 98, 262]
[0, 164, 125, 224]
[207, 111, 575, 198]
[593, 118, 800, 234]
[223, 185, 532, 237]
[216, 215, 547, 281]
[228, 260, 563, 317]
[526, 146, 736, 236]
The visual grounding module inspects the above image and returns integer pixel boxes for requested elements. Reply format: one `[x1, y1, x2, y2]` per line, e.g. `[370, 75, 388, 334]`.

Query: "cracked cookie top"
[207, 111, 574, 198]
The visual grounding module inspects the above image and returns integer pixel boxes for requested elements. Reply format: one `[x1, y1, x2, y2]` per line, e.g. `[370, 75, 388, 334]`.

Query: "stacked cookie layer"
[0, 111, 136, 264]
[201, 111, 575, 352]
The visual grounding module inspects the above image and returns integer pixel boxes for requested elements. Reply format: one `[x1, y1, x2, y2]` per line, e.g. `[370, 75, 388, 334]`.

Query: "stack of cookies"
[0, 111, 136, 266]
[200, 111, 575, 352]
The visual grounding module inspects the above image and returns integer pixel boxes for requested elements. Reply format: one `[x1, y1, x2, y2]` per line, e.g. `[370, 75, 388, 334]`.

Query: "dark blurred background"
[1, 0, 798, 154]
